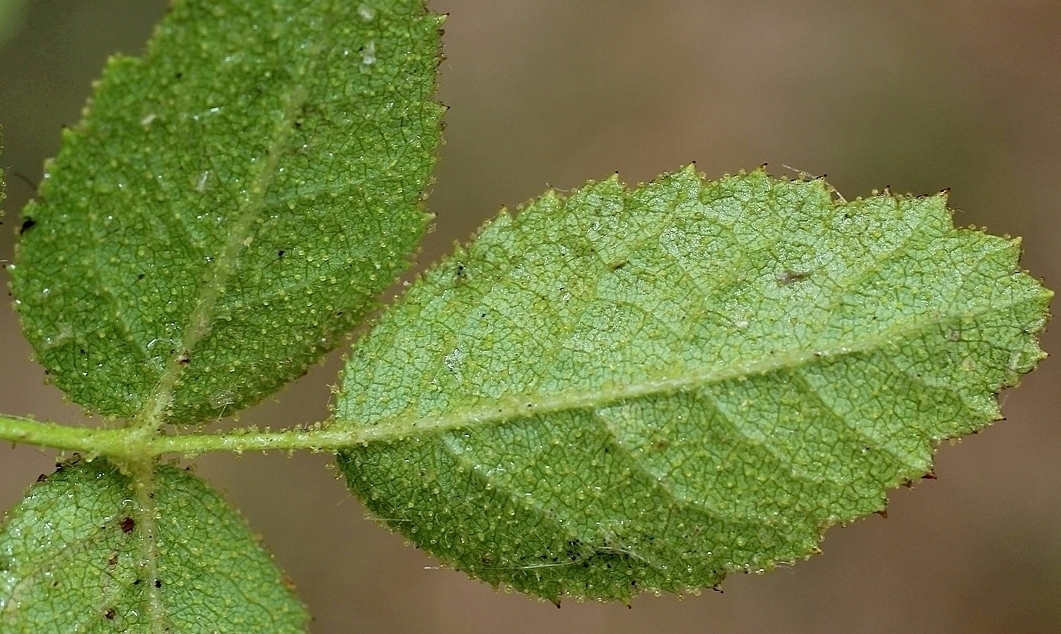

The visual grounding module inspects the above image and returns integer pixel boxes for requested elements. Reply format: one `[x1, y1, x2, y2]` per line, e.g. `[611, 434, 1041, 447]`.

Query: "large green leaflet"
[11, 0, 443, 424]
[337, 167, 1051, 602]
[0, 459, 307, 632]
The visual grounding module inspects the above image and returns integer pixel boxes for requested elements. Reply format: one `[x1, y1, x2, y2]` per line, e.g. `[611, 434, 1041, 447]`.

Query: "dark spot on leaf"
[609, 260, 628, 271]
[281, 573, 298, 592]
[108, 552, 119, 566]
[565, 539, 584, 561]
[19, 218, 36, 234]
[174, 72, 183, 79]
[137, 273, 145, 280]
[777, 270, 811, 285]
[104, 608, 116, 620]
[36, 473, 47, 483]
[55, 454, 81, 471]
[922, 470, 937, 480]
[154, 579, 162, 588]
[177, 352, 191, 365]
[120, 517, 136, 533]
[277, 250, 285, 258]
[133, 579, 142, 585]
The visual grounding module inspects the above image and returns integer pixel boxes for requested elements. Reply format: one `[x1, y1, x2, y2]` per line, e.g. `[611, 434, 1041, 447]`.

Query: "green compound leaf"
[0, 458, 307, 632]
[336, 167, 1052, 602]
[11, 0, 443, 424]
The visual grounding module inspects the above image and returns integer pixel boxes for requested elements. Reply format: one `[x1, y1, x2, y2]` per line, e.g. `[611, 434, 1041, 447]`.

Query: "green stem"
[151, 427, 379, 455]
[0, 412, 470, 458]
[3, 312, 1004, 459]
[0, 415, 129, 455]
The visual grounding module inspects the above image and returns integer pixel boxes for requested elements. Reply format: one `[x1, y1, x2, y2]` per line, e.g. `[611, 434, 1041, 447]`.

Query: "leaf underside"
[0, 459, 307, 633]
[336, 167, 1051, 602]
[11, 0, 443, 424]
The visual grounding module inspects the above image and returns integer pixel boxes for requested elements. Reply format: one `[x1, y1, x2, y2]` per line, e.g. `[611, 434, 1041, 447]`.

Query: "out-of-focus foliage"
[0, 0, 27, 46]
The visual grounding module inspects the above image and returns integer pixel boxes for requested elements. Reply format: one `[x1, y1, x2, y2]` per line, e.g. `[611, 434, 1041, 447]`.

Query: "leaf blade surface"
[11, 0, 443, 424]
[0, 458, 307, 633]
[336, 167, 1051, 601]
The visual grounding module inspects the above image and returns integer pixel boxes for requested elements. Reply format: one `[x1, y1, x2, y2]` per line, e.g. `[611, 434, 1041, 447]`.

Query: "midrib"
[347, 299, 1021, 444]
[134, 56, 318, 433]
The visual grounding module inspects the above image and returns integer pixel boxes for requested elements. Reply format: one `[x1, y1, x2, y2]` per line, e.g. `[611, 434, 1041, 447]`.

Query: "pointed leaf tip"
[335, 168, 1051, 601]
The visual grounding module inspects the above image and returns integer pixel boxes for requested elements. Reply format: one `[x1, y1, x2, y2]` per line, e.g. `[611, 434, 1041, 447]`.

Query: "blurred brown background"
[2, 1, 1060, 632]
